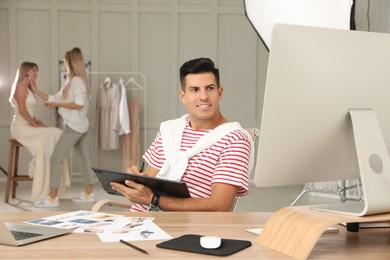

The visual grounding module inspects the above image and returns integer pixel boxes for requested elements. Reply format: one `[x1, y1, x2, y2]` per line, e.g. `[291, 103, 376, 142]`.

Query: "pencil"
[120, 239, 148, 255]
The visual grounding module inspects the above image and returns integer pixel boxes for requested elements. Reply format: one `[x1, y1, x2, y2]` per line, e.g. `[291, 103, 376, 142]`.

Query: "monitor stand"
[256, 109, 390, 259]
[312, 109, 390, 216]
[256, 205, 390, 259]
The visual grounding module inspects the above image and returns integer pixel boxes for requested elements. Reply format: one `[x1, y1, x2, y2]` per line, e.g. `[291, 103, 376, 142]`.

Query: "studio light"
[244, 0, 354, 51]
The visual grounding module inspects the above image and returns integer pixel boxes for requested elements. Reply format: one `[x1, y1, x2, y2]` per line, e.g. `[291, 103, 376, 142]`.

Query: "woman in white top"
[32, 47, 96, 207]
[9, 62, 70, 203]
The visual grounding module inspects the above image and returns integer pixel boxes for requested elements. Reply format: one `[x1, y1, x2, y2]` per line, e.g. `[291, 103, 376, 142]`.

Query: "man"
[111, 57, 252, 212]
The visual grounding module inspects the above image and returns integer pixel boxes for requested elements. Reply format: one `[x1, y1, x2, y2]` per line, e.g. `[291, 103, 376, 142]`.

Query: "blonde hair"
[8, 62, 38, 107]
[61, 47, 91, 100]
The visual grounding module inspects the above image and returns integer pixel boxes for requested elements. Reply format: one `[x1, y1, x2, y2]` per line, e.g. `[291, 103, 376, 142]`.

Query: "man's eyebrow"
[190, 84, 215, 88]
[187, 83, 216, 89]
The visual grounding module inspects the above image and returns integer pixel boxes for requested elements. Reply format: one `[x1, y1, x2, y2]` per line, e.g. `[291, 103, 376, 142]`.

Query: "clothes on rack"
[122, 98, 141, 170]
[89, 72, 143, 170]
[91, 77, 121, 150]
[122, 76, 143, 170]
[118, 77, 130, 135]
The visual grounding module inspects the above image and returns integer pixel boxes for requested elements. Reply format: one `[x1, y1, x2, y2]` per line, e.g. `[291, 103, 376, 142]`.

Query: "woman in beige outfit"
[9, 62, 70, 203]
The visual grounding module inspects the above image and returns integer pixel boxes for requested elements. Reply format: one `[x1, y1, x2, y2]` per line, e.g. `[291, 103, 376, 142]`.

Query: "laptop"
[0, 221, 71, 246]
[92, 167, 191, 198]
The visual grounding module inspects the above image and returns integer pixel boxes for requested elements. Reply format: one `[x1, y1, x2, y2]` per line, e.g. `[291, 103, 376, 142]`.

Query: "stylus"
[140, 161, 145, 172]
[120, 239, 148, 255]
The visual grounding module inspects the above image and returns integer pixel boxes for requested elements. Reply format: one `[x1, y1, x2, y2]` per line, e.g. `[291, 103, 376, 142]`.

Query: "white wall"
[1, 0, 389, 182]
[0, 0, 267, 176]
[354, 0, 390, 32]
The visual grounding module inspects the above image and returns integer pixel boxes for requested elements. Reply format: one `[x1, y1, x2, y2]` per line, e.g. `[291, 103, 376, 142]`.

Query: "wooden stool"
[4, 139, 32, 203]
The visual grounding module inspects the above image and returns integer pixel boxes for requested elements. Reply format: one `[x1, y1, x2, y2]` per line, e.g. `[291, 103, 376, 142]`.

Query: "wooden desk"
[0, 211, 390, 259]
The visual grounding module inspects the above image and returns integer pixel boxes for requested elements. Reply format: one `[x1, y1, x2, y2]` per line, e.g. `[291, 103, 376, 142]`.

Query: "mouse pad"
[156, 234, 252, 256]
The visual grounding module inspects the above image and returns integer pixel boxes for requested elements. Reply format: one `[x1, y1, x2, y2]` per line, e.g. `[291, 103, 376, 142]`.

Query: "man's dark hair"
[179, 57, 220, 90]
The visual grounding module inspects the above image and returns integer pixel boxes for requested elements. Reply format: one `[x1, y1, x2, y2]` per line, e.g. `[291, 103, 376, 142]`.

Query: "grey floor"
[0, 175, 341, 213]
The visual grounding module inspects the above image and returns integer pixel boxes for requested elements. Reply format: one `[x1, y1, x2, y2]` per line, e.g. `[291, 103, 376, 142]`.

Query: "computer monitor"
[254, 24, 390, 216]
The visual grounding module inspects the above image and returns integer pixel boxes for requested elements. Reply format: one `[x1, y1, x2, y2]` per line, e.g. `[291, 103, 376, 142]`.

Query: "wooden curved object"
[256, 205, 390, 259]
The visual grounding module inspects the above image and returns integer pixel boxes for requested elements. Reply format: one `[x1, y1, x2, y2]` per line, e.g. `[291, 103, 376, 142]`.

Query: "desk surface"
[0, 211, 389, 259]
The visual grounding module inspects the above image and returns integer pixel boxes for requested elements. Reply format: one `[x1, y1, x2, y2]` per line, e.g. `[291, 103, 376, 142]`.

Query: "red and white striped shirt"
[130, 119, 251, 212]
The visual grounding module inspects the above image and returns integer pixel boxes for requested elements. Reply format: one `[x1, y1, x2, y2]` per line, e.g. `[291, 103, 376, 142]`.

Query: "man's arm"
[110, 179, 238, 212]
[159, 183, 237, 211]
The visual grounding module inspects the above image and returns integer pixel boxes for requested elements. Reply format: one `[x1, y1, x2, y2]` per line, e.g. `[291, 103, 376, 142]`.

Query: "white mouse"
[200, 236, 221, 249]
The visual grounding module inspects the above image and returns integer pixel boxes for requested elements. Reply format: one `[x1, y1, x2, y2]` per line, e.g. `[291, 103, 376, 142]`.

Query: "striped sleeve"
[142, 131, 165, 170]
[212, 130, 251, 196]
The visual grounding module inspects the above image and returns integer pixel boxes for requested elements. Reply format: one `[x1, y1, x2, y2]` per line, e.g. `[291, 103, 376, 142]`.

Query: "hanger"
[124, 77, 143, 90]
[104, 77, 111, 85]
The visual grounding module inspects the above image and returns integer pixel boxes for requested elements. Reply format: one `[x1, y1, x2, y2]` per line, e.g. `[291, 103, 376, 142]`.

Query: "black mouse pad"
[156, 234, 252, 256]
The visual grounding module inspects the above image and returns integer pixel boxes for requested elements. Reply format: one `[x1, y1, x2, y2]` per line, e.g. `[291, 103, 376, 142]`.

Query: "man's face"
[179, 72, 223, 127]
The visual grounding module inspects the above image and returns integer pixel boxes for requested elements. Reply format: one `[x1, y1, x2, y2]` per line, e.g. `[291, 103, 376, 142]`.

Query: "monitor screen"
[254, 24, 390, 188]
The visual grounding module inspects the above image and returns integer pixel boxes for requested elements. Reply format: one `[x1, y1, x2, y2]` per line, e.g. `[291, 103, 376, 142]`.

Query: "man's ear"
[218, 86, 224, 100]
[179, 90, 186, 104]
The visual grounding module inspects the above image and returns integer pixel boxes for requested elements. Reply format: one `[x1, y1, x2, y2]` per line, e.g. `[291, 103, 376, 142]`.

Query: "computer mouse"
[200, 236, 221, 249]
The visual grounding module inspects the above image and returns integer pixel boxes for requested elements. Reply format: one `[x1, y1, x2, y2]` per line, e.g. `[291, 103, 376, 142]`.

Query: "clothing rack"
[88, 71, 147, 152]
